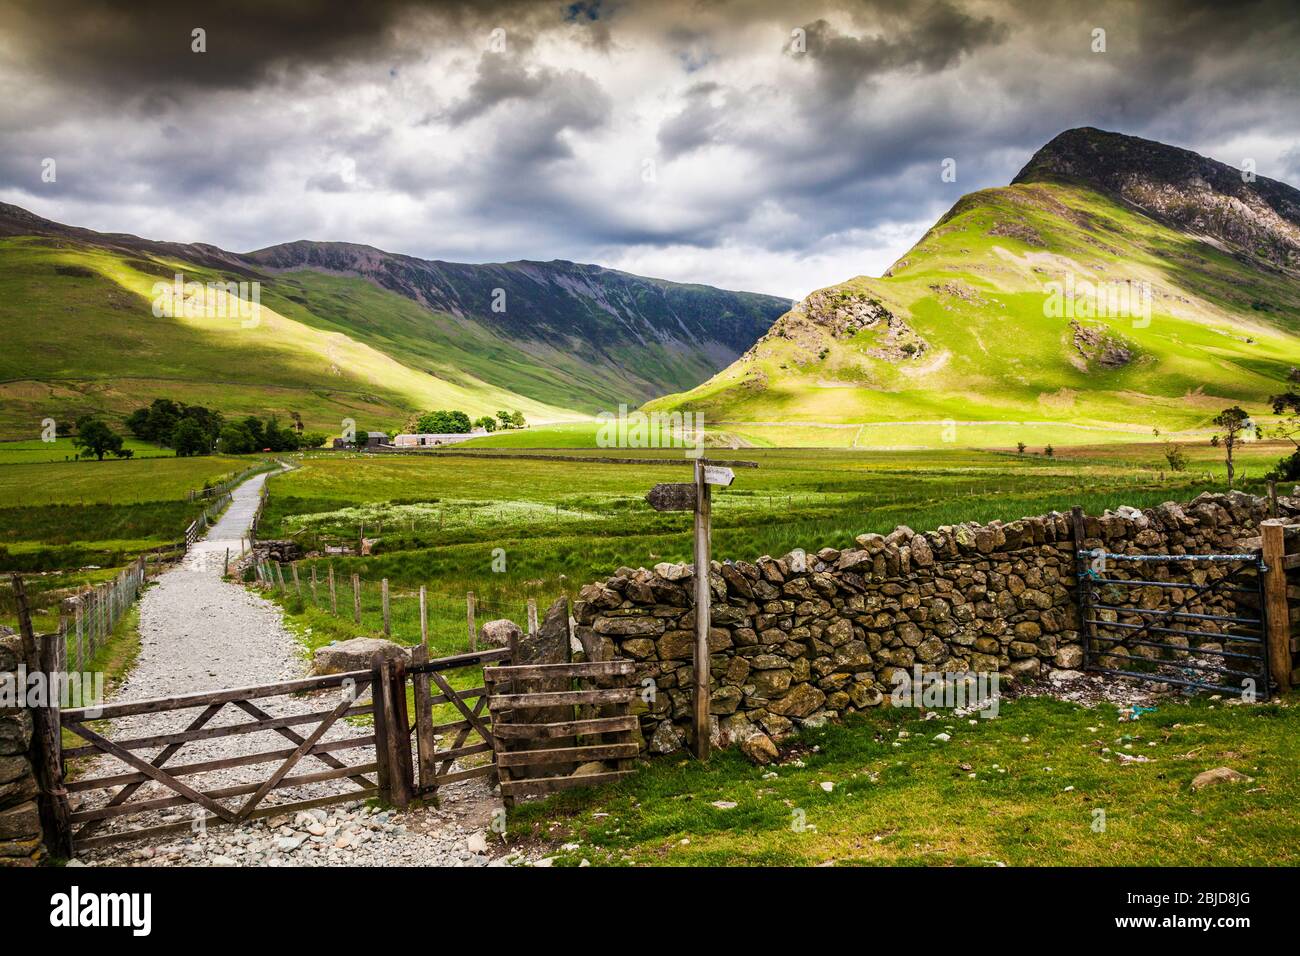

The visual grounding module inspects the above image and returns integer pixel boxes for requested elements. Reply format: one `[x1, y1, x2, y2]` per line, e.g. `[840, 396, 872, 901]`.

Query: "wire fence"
[250, 561, 540, 657]
[58, 557, 149, 673]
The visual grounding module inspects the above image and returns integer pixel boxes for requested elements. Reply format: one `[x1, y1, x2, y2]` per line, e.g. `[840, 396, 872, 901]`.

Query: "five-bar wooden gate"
[55, 640, 639, 851]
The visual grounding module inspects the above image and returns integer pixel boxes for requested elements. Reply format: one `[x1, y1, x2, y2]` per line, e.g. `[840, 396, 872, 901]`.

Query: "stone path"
[73, 469, 518, 867]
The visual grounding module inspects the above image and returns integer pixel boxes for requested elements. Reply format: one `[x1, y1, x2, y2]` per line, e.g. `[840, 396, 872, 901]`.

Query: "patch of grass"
[508, 694, 1300, 866]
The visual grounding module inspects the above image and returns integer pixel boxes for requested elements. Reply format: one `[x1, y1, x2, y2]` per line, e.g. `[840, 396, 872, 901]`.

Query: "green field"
[0, 451, 265, 629]
[247, 441, 1289, 658]
[509, 694, 1299, 866]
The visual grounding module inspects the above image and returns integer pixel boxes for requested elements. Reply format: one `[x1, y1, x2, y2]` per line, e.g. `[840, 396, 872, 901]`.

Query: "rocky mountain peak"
[1013, 127, 1300, 270]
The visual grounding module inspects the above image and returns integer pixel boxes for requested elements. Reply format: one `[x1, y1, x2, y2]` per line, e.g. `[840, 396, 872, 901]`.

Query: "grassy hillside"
[0, 236, 579, 437]
[648, 179, 1300, 447]
[0, 204, 787, 439]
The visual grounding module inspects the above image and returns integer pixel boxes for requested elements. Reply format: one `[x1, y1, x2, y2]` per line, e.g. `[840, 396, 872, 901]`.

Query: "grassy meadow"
[508, 694, 1299, 866]
[245, 439, 1290, 658]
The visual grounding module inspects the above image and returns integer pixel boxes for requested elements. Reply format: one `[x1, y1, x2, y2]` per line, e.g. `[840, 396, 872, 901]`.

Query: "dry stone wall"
[573, 491, 1285, 759]
[0, 629, 43, 865]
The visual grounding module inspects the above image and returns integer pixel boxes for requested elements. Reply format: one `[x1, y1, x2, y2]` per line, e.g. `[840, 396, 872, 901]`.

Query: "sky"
[2, 0, 1298, 299]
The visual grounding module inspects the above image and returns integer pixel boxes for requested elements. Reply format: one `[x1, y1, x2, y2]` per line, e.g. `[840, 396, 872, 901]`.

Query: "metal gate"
[1075, 549, 1272, 695]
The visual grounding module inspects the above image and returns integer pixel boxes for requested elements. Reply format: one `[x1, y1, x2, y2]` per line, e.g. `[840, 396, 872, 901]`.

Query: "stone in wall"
[0, 629, 44, 866]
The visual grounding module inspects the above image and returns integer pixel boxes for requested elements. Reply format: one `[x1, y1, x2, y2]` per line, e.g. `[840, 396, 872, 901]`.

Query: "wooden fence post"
[74, 600, 84, 673]
[291, 562, 302, 601]
[1261, 520, 1291, 694]
[310, 566, 318, 606]
[352, 573, 362, 625]
[467, 590, 477, 651]
[328, 565, 337, 615]
[692, 456, 712, 761]
[527, 597, 538, 638]
[275, 562, 286, 594]
[419, 586, 428, 649]
[381, 578, 391, 637]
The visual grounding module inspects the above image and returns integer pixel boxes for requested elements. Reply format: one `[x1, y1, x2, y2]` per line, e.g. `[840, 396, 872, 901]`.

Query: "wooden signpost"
[645, 457, 755, 760]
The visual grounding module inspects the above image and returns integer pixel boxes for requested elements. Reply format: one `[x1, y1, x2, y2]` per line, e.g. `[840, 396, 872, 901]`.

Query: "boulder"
[312, 637, 407, 675]
[478, 619, 522, 648]
[768, 683, 826, 718]
[1191, 767, 1252, 791]
[740, 733, 780, 765]
[649, 720, 685, 754]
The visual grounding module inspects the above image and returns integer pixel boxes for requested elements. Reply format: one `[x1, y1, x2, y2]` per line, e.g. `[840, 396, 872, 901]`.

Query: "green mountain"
[0, 205, 788, 437]
[646, 128, 1300, 448]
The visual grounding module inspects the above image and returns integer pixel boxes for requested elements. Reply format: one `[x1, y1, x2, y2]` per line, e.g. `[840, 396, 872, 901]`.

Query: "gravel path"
[73, 471, 519, 867]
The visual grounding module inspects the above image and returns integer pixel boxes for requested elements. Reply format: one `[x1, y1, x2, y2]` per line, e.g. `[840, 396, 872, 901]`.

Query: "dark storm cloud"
[789, 3, 1010, 100]
[0, 0, 1297, 296]
[0, 0, 559, 94]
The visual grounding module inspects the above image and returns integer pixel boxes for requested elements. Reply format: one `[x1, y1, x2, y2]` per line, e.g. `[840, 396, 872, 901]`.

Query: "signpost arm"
[693, 458, 712, 760]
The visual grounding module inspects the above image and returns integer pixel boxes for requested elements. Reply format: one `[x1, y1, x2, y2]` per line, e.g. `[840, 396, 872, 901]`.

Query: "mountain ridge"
[646, 128, 1300, 448]
[0, 202, 789, 435]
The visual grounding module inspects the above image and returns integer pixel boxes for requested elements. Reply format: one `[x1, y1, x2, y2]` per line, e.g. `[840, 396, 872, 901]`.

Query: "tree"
[171, 418, 210, 457]
[1016, 442, 1026, 454]
[416, 409, 472, 434]
[73, 419, 126, 461]
[1212, 406, 1252, 489]
[241, 416, 266, 450]
[496, 409, 513, 428]
[508, 410, 526, 428]
[1163, 441, 1188, 472]
[218, 422, 256, 454]
[473, 416, 497, 433]
[1044, 445, 1054, 458]
[298, 431, 329, 449]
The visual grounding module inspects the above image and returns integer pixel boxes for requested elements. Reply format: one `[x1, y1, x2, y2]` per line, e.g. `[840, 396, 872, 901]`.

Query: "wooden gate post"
[411, 646, 435, 795]
[1261, 521, 1291, 694]
[371, 654, 413, 807]
[11, 575, 73, 857]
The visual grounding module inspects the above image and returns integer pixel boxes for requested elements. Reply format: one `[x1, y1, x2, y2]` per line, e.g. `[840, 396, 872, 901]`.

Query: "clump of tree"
[415, 410, 472, 434]
[73, 416, 133, 461]
[1211, 405, 1252, 489]
[126, 398, 223, 456]
[1016, 441, 1026, 454]
[1044, 445, 1054, 458]
[473, 415, 497, 432]
[1162, 441, 1188, 472]
[496, 409, 527, 429]
[218, 415, 319, 454]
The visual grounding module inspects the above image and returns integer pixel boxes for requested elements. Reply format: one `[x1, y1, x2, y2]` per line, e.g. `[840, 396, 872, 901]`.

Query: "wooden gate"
[53, 637, 639, 851]
[406, 647, 512, 801]
[63, 669, 380, 850]
[483, 659, 640, 806]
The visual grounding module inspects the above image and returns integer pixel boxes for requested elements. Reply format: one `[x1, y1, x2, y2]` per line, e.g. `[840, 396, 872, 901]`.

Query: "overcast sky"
[2, 0, 1298, 299]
